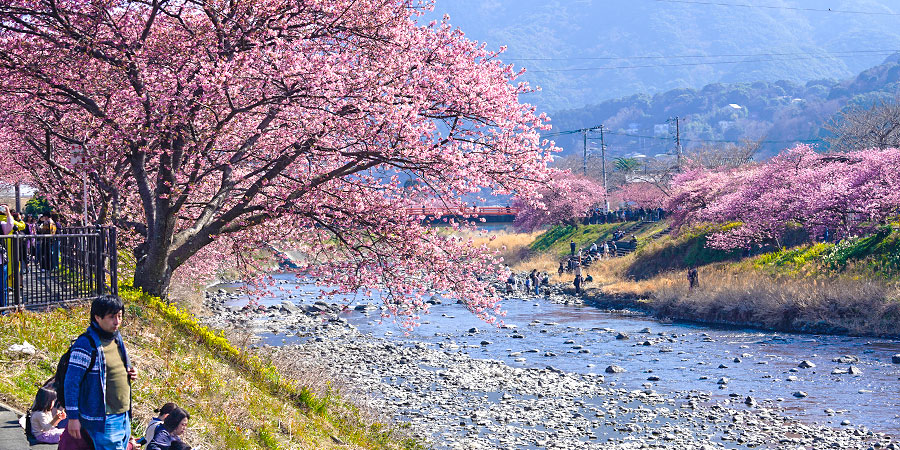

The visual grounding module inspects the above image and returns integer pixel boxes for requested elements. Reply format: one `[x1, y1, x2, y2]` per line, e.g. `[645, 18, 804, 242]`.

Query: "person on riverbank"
[144, 402, 177, 443]
[573, 260, 583, 295]
[688, 267, 699, 290]
[30, 386, 66, 443]
[557, 261, 564, 277]
[64, 295, 138, 450]
[569, 240, 576, 256]
[147, 407, 190, 450]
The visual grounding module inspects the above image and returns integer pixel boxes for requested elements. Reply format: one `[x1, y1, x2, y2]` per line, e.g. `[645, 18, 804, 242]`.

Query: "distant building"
[626, 123, 640, 134]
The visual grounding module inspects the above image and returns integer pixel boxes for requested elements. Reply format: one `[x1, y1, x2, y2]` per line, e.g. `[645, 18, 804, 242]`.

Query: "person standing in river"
[573, 259, 583, 295]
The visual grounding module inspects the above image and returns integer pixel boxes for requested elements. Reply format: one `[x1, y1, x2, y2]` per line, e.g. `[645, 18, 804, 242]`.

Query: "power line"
[509, 49, 900, 62]
[605, 130, 824, 145]
[527, 53, 899, 73]
[541, 126, 824, 145]
[653, 0, 900, 16]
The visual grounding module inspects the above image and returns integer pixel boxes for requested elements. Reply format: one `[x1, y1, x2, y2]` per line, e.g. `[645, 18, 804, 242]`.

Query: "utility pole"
[582, 129, 588, 176]
[599, 125, 609, 212]
[14, 183, 20, 212]
[674, 116, 683, 168]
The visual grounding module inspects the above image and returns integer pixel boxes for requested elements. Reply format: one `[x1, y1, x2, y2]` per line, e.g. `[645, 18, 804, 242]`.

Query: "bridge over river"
[406, 206, 520, 224]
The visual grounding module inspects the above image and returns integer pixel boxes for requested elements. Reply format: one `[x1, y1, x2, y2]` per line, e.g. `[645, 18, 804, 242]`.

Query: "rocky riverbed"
[201, 281, 899, 449]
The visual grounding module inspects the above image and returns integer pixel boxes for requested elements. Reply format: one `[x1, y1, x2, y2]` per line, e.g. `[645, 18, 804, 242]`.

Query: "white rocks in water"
[833, 355, 859, 364]
[468, 327, 479, 334]
[605, 365, 627, 373]
[793, 391, 809, 398]
[280, 300, 300, 313]
[841, 420, 852, 426]
[717, 377, 729, 385]
[892, 354, 900, 364]
[615, 332, 629, 340]
[479, 340, 492, 346]
[832, 368, 849, 375]
[786, 376, 798, 382]
[7, 341, 36, 357]
[639, 327, 652, 333]
[848, 365, 863, 375]
[798, 360, 816, 369]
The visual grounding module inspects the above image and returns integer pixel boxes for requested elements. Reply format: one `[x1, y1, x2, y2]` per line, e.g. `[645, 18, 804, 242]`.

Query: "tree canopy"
[0, 0, 555, 323]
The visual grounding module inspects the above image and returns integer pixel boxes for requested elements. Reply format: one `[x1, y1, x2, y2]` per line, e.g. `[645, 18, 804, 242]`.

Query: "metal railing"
[0, 226, 117, 312]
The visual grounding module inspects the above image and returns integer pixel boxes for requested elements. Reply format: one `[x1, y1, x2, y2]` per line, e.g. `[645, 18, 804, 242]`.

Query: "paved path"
[0, 404, 56, 450]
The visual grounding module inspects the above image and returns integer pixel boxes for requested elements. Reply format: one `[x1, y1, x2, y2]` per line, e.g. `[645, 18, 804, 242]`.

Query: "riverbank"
[0, 287, 421, 450]
[201, 282, 899, 449]
[495, 223, 900, 338]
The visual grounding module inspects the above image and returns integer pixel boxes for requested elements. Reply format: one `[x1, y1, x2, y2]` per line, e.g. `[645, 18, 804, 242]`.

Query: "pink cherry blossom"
[0, 0, 557, 325]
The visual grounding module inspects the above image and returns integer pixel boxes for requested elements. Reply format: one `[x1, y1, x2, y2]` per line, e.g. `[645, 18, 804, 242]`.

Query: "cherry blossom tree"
[512, 173, 604, 232]
[0, 0, 556, 321]
[666, 145, 900, 249]
[616, 182, 668, 209]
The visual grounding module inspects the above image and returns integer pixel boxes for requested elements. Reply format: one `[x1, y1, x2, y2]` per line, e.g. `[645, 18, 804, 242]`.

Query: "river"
[222, 272, 900, 441]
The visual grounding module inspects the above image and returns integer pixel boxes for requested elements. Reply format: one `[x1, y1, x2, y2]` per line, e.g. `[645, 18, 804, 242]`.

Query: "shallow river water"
[227, 273, 900, 439]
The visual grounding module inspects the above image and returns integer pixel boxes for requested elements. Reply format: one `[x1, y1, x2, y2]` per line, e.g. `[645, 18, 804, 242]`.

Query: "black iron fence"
[0, 226, 117, 312]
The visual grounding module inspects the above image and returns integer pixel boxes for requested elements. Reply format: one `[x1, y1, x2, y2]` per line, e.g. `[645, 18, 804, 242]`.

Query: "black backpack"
[54, 333, 97, 409]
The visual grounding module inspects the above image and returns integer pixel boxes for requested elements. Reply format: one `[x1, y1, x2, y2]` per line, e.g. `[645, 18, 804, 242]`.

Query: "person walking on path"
[65, 295, 138, 450]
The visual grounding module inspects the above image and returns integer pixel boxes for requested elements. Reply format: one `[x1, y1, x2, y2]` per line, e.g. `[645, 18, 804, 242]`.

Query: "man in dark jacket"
[65, 295, 137, 450]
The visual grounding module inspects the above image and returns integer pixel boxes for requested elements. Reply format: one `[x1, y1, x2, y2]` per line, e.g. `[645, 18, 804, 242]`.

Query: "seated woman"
[30, 387, 65, 443]
[144, 402, 178, 443]
[147, 407, 190, 450]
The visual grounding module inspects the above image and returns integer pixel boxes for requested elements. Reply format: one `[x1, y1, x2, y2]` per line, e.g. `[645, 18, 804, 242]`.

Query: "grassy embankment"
[0, 285, 422, 450]
[491, 222, 900, 337]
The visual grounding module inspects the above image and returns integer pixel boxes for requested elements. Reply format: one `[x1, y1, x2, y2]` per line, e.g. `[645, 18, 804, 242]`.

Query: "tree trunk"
[132, 240, 174, 298]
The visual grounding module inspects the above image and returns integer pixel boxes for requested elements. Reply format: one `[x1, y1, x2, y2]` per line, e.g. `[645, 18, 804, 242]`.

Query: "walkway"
[0, 403, 56, 449]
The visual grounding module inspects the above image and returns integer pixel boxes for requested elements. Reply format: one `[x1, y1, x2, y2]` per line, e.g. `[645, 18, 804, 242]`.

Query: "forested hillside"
[550, 53, 900, 158]
[432, 0, 900, 113]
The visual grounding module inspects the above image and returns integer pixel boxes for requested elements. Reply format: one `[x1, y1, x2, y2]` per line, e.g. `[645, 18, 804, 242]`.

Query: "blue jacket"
[63, 325, 131, 428]
[147, 428, 179, 450]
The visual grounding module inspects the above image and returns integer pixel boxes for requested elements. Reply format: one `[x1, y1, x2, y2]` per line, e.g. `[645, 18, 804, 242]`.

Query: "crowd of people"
[584, 207, 666, 225]
[0, 203, 64, 308]
[23, 295, 191, 450]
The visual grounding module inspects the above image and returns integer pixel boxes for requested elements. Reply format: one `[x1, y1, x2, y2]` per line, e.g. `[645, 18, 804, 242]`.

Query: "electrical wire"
[653, 0, 900, 16]
[526, 53, 899, 73]
[509, 49, 900, 62]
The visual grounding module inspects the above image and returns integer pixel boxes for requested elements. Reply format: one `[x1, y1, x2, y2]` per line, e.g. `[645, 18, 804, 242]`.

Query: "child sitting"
[30, 387, 65, 443]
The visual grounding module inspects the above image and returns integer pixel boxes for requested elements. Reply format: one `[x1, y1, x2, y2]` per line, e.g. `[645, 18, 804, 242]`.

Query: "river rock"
[798, 360, 816, 369]
[6, 341, 36, 357]
[892, 354, 900, 364]
[605, 365, 626, 373]
[793, 391, 809, 398]
[848, 365, 863, 375]
[280, 300, 300, 313]
[615, 332, 630, 340]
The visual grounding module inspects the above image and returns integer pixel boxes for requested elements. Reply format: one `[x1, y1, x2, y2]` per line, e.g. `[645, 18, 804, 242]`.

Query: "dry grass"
[470, 230, 543, 267]
[597, 263, 900, 337]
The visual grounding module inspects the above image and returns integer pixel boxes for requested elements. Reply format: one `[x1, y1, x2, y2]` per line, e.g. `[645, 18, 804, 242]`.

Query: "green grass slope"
[0, 286, 421, 450]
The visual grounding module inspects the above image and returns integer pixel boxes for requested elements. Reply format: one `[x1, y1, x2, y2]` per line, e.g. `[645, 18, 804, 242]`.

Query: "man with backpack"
[62, 295, 137, 450]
